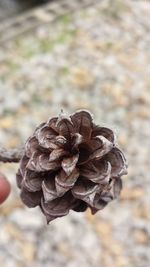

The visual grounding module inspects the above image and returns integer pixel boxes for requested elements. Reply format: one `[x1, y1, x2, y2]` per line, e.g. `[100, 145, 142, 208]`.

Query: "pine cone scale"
[49, 148, 69, 161]
[71, 110, 93, 139]
[72, 179, 98, 198]
[92, 126, 115, 143]
[21, 189, 42, 208]
[80, 161, 111, 184]
[56, 116, 74, 140]
[22, 174, 42, 192]
[88, 136, 113, 160]
[105, 148, 127, 177]
[42, 178, 58, 202]
[61, 154, 79, 175]
[55, 168, 79, 195]
[40, 192, 75, 219]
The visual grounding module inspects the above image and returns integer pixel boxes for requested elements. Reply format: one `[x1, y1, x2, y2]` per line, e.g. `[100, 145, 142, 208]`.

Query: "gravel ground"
[0, 0, 150, 267]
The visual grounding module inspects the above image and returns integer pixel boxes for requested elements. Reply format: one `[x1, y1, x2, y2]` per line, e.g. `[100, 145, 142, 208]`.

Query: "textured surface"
[0, 0, 150, 267]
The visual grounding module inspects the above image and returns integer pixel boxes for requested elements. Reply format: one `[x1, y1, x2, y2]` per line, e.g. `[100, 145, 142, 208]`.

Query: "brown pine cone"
[16, 110, 127, 223]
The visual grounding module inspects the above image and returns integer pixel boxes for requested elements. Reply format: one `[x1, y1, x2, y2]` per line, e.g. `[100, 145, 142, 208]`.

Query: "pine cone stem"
[0, 147, 24, 163]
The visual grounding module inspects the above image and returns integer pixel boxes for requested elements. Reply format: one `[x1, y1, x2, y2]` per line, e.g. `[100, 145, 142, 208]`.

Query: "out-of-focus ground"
[0, 0, 150, 267]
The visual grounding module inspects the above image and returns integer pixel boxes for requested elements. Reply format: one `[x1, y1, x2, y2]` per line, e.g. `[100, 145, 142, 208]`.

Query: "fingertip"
[0, 173, 11, 204]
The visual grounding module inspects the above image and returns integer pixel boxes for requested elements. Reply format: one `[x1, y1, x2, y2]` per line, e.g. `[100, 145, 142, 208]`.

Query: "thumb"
[0, 173, 11, 204]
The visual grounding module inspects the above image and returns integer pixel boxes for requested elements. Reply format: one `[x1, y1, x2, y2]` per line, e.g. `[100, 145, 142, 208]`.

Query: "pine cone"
[16, 110, 127, 223]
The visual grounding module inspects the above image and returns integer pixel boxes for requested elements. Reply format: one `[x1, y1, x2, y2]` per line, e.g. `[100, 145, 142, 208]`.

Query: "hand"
[0, 173, 11, 204]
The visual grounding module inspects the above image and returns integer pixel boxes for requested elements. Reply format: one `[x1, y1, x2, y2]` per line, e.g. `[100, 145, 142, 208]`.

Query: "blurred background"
[0, 0, 50, 20]
[0, 0, 150, 267]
